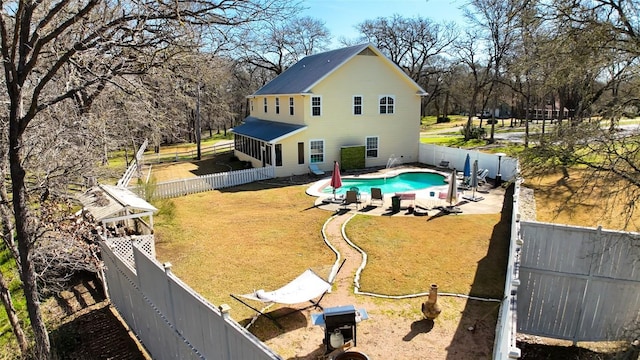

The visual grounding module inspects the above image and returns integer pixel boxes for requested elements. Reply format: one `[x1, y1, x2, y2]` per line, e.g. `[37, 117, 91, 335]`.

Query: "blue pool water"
[323, 172, 447, 196]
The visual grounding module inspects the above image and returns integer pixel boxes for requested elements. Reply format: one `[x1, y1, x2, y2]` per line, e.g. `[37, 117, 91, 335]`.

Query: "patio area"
[306, 166, 506, 216]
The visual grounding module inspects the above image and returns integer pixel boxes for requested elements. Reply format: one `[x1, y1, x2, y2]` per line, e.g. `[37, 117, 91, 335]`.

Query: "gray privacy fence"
[100, 239, 282, 360]
[518, 222, 640, 342]
[146, 166, 275, 199]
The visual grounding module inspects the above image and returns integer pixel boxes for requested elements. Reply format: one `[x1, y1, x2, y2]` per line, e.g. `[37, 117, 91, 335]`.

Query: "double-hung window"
[311, 96, 321, 116]
[366, 136, 379, 158]
[353, 96, 363, 115]
[379, 95, 395, 114]
[310, 140, 324, 163]
[263, 98, 268, 113]
[289, 97, 294, 115]
[275, 98, 280, 114]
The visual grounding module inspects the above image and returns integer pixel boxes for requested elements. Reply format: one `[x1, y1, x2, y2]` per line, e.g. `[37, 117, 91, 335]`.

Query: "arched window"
[379, 96, 395, 114]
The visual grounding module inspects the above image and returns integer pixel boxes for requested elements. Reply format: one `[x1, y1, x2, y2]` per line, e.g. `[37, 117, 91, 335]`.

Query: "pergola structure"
[77, 184, 157, 236]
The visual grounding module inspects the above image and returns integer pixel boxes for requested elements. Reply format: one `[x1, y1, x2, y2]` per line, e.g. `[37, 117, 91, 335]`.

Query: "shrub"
[461, 123, 486, 140]
[436, 116, 451, 123]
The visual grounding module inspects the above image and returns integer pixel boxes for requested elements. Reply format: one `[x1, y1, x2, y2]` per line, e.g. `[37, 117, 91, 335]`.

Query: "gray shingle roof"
[253, 43, 371, 95]
[231, 117, 307, 142]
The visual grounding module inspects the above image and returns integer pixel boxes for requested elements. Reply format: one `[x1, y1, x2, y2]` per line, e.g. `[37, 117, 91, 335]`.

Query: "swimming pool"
[322, 171, 447, 196]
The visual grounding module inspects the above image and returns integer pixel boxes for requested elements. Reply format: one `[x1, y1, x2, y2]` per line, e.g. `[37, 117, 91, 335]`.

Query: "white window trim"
[366, 136, 379, 158]
[378, 95, 396, 115]
[353, 95, 363, 116]
[310, 95, 322, 117]
[275, 97, 280, 114]
[309, 139, 325, 164]
[263, 98, 268, 113]
[289, 97, 294, 116]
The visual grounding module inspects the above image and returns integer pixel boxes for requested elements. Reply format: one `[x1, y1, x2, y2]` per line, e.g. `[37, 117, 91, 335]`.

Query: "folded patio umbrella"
[331, 161, 342, 199]
[463, 154, 471, 180]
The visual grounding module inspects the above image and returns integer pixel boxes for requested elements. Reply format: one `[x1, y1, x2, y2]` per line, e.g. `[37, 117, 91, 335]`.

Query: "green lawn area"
[0, 247, 28, 352]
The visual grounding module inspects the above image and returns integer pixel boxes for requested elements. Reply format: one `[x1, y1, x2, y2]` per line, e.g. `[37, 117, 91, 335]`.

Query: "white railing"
[100, 239, 282, 360]
[148, 166, 275, 199]
[117, 139, 148, 188]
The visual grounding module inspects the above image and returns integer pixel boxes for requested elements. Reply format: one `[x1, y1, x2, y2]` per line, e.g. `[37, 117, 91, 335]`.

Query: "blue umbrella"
[463, 154, 471, 180]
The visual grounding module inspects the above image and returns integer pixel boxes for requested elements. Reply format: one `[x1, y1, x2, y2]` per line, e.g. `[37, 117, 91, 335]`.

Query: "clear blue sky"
[300, 0, 466, 47]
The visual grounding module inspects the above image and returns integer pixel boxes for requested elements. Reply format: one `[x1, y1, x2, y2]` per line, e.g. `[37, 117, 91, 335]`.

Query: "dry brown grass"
[154, 177, 510, 324]
[346, 214, 508, 298]
[154, 181, 335, 322]
[524, 168, 640, 231]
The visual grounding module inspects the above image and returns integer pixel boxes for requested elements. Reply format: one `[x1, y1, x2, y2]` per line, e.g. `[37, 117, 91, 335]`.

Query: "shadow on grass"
[237, 307, 308, 342]
[445, 183, 512, 359]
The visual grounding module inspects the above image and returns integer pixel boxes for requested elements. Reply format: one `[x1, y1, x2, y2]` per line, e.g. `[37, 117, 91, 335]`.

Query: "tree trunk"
[9, 100, 51, 359]
[0, 271, 29, 355]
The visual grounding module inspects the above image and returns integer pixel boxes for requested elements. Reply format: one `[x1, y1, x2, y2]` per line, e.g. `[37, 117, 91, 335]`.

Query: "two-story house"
[231, 43, 427, 177]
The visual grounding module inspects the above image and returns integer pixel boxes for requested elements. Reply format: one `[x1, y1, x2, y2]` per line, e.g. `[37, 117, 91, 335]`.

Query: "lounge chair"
[477, 169, 489, 185]
[231, 269, 332, 329]
[309, 163, 325, 176]
[370, 187, 383, 206]
[342, 190, 360, 209]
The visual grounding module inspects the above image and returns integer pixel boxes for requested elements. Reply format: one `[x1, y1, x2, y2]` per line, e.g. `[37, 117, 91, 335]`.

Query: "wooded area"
[0, 0, 639, 357]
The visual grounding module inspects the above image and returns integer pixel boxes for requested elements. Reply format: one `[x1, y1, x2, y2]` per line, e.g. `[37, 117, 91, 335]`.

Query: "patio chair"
[349, 187, 361, 200]
[370, 187, 383, 206]
[342, 190, 360, 209]
[309, 163, 325, 176]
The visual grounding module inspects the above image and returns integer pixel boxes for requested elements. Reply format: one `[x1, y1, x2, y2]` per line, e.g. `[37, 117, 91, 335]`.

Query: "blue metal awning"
[231, 117, 307, 143]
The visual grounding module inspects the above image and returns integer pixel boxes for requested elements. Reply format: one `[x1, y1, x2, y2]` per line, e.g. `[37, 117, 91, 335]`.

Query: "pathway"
[324, 210, 361, 300]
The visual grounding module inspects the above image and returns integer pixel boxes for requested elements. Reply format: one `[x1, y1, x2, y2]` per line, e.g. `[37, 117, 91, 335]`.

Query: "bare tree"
[236, 16, 332, 76]
[0, 0, 298, 357]
[453, 29, 493, 140]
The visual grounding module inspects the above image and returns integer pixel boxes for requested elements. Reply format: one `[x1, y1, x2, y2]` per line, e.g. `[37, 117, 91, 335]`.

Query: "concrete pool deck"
[307, 166, 506, 216]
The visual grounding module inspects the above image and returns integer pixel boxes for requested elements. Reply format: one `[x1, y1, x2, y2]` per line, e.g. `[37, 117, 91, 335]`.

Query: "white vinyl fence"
[147, 166, 275, 199]
[100, 239, 282, 360]
[492, 178, 524, 359]
[419, 143, 518, 182]
[518, 222, 640, 341]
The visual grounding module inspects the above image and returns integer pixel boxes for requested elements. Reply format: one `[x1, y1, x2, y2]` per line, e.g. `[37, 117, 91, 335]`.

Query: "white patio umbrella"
[446, 168, 458, 207]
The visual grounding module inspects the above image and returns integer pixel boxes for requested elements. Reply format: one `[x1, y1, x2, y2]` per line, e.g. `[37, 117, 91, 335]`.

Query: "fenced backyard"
[97, 141, 640, 359]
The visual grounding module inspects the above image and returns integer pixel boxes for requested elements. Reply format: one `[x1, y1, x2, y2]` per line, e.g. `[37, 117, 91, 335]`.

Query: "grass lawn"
[154, 176, 510, 324]
[346, 213, 508, 298]
[154, 181, 335, 323]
